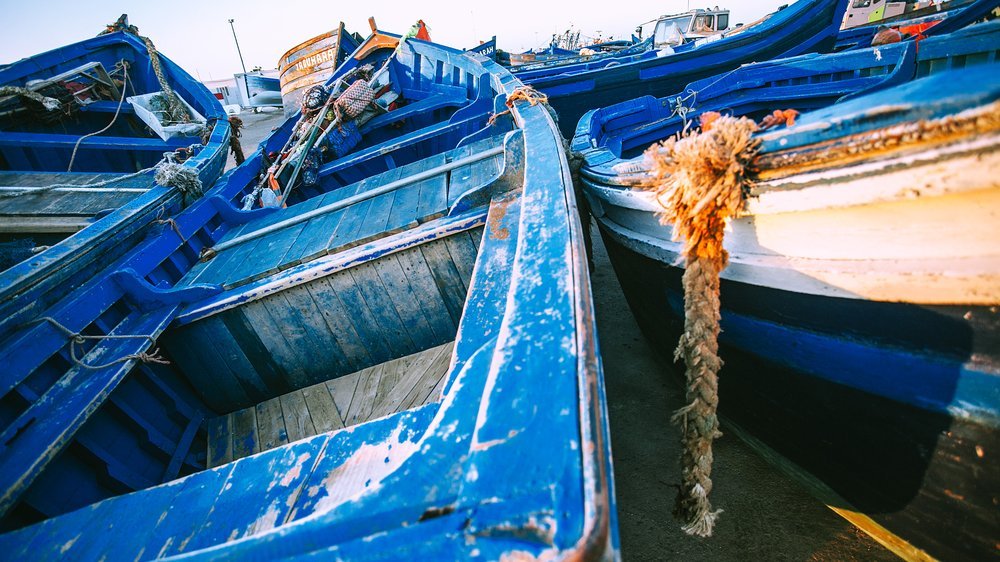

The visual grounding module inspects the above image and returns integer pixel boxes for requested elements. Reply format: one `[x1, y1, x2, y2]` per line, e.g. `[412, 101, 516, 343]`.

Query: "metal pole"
[228, 19, 251, 106]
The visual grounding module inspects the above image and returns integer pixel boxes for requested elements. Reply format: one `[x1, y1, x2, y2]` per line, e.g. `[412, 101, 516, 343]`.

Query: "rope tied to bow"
[636, 112, 760, 537]
[37, 316, 170, 371]
[101, 15, 190, 125]
[487, 86, 549, 126]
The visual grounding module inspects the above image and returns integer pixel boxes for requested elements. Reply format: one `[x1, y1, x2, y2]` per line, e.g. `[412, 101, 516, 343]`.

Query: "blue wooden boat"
[574, 22, 999, 560]
[0, 20, 230, 272]
[506, 37, 654, 75]
[0, 29, 617, 560]
[503, 37, 649, 68]
[467, 36, 498, 61]
[516, 0, 851, 137]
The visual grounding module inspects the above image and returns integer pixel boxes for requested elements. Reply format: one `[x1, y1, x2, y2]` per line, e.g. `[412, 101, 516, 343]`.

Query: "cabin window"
[654, 16, 691, 46]
[657, 15, 694, 34]
[852, 0, 872, 7]
[717, 14, 729, 29]
[694, 15, 715, 32]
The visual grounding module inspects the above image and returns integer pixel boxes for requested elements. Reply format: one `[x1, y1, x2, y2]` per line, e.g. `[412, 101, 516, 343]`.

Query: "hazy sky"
[0, 0, 790, 81]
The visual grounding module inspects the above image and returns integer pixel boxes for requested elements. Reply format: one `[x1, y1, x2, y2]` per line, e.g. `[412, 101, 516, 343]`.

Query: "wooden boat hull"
[835, 0, 999, 49]
[598, 229, 997, 560]
[578, 56, 1000, 559]
[278, 23, 361, 118]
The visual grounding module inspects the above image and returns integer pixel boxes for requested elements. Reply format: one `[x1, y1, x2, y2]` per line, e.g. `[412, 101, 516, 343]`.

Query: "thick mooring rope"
[637, 113, 759, 537]
[101, 15, 190, 124]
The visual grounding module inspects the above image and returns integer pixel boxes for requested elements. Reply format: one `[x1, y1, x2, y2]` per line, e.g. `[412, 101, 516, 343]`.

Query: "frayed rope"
[635, 112, 760, 537]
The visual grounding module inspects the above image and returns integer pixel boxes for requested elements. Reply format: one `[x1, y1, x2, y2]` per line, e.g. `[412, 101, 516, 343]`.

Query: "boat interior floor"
[206, 342, 454, 468]
[184, 134, 506, 291]
[0, 170, 153, 233]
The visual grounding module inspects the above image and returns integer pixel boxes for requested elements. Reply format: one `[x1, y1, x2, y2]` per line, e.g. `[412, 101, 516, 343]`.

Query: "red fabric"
[899, 21, 938, 36]
[416, 20, 431, 41]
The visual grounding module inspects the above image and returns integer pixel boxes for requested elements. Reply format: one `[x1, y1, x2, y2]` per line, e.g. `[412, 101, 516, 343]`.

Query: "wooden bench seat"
[0, 131, 192, 152]
[0, 171, 154, 233]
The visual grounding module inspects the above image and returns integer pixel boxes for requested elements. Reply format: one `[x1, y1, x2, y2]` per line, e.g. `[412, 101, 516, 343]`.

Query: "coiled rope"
[36, 316, 170, 371]
[637, 113, 759, 537]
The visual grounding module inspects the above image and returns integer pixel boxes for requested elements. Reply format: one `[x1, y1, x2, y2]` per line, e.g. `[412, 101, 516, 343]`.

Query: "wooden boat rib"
[574, 21, 999, 560]
[0, 31, 616, 561]
[516, 0, 851, 136]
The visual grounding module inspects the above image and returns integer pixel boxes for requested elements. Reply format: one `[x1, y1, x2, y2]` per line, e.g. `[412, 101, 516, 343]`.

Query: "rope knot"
[640, 113, 759, 264]
[488, 86, 549, 126]
[154, 162, 203, 201]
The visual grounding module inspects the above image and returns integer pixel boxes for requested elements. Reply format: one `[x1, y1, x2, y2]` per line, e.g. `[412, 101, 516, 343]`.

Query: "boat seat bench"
[0, 171, 154, 233]
[184, 134, 505, 290]
[207, 341, 454, 467]
[319, 111, 494, 178]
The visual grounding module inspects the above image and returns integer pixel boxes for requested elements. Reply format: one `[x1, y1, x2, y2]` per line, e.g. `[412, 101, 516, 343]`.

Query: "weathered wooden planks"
[0, 171, 155, 232]
[206, 342, 454, 467]
[177, 229, 482, 411]
[183, 135, 504, 291]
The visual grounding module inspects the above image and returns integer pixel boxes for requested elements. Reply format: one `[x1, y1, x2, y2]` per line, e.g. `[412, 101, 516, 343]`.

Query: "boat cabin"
[638, 7, 731, 47]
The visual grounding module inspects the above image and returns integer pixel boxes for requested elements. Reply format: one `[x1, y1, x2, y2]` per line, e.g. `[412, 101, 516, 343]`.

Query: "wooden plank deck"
[206, 341, 454, 467]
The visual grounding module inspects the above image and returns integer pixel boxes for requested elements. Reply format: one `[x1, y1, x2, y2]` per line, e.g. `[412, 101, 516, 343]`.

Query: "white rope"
[154, 160, 202, 200]
[67, 64, 130, 172]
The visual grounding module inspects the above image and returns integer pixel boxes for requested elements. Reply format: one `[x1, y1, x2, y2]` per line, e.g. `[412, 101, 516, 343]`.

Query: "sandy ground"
[589, 231, 898, 561]
[224, 107, 285, 170]
[232, 110, 898, 560]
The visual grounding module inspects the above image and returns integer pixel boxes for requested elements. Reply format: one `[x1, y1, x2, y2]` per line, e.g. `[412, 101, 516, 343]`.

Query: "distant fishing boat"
[574, 22, 1000, 560]
[0, 16, 230, 272]
[505, 38, 653, 73]
[515, 0, 851, 136]
[0, 27, 616, 560]
[234, 70, 282, 109]
[841, 0, 975, 28]
[278, 22, 363, 118]
[634, 6, 733, 46]
[835, 0, 998, 48]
